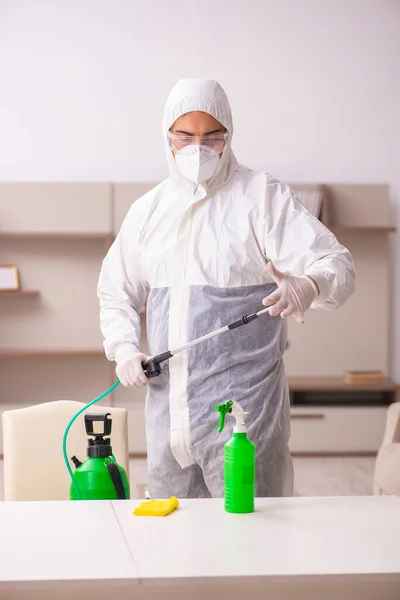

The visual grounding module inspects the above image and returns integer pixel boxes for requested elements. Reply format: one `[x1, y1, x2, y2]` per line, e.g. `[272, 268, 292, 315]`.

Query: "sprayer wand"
[63, 303, 274, 496]
[141, 304, 275, 378]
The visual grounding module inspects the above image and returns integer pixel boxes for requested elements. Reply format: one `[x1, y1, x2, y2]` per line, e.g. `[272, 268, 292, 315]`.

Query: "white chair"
[2, 400, 129, 501]
[374, 401, 400, 495]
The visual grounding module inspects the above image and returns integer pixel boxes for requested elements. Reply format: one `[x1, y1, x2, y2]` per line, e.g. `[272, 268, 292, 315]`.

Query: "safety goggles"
[168, 131, 228, 153]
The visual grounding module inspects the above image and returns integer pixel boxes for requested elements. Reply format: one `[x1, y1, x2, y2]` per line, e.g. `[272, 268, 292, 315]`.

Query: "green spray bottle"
[215, 400, 255, 513]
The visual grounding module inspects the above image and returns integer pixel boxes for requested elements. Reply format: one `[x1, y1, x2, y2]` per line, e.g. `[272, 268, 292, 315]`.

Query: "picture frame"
[0, 265, 20, 291]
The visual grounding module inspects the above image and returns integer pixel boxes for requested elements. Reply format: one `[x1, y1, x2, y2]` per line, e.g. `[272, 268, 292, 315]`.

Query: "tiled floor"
[293, 456, 375, 496]
[0, 457, 376, 500]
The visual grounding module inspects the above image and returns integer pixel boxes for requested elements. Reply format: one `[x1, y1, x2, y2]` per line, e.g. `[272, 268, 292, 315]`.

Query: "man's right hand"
[115, 344, 150, 388]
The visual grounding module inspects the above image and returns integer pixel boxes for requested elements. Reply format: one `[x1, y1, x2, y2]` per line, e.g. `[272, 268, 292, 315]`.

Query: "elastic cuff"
[302, 275, 319, 298]
[114, 342, 140, 363]
[304, 273, 328, 303]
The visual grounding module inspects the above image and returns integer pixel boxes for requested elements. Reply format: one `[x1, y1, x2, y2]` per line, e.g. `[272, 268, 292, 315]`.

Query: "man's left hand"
[262, 262, 318, 324]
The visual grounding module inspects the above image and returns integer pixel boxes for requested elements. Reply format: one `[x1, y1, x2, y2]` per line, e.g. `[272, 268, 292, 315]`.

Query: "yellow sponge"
[133, 496, 179, 517]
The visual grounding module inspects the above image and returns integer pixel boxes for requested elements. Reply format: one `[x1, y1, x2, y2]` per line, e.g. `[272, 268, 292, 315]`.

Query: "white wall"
[0, 0, 399, 379]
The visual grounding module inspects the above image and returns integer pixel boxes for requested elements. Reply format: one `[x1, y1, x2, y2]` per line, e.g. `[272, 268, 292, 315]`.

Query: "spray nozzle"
[215, 400, 247, 433]
[215, 400, 233, 433]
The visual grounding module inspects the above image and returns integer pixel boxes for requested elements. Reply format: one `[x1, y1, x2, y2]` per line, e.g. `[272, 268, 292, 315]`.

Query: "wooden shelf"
[0, 232, 113, 241]
[0, 349, 106, 359]
[288, 376, 398, 392]
[0, 290, 40, 298]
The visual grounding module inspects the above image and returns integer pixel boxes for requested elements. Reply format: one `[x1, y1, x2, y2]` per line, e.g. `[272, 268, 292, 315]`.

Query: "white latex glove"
[262, 262, 318, 324]
[115, 344, 150, 388]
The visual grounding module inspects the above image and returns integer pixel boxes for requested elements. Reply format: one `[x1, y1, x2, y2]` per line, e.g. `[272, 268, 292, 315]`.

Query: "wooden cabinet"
[289, 377, 398, 454]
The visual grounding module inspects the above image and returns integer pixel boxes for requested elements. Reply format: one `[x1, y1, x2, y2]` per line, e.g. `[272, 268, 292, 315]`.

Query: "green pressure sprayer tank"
[215, 400, 255, 514]
[70, 413, 130, 501]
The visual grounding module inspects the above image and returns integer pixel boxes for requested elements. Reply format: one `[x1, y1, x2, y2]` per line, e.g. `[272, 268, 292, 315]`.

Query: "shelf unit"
[0, 182, 114, 449]
[0, 349, 106, 359]
[0, 229, 113, 312]
[0, 290, 40, 298]
[0, 232, 114, 253]
[0, 232, 112, 240]
[293, 183, 396, 233]
[0, 181, 397, 456]
[289, 376, 398, 394]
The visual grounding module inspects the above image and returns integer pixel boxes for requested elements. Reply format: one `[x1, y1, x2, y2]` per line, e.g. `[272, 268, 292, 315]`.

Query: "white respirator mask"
[175, 145, 220, 185]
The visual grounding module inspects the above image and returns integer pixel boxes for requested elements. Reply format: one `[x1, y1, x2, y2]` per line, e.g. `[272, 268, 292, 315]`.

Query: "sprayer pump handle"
[141, 351, 173, 379]
[84, 413, 112, 437]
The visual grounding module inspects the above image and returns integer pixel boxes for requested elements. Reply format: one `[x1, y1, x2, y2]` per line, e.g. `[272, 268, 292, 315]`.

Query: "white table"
[1, 497, 400, 600]
[0, 500, 138, 599]
[112, 496, 400, 600]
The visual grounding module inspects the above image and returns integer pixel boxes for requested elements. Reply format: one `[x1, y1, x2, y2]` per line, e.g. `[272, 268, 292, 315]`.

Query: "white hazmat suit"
[98, 79, 355, 498]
